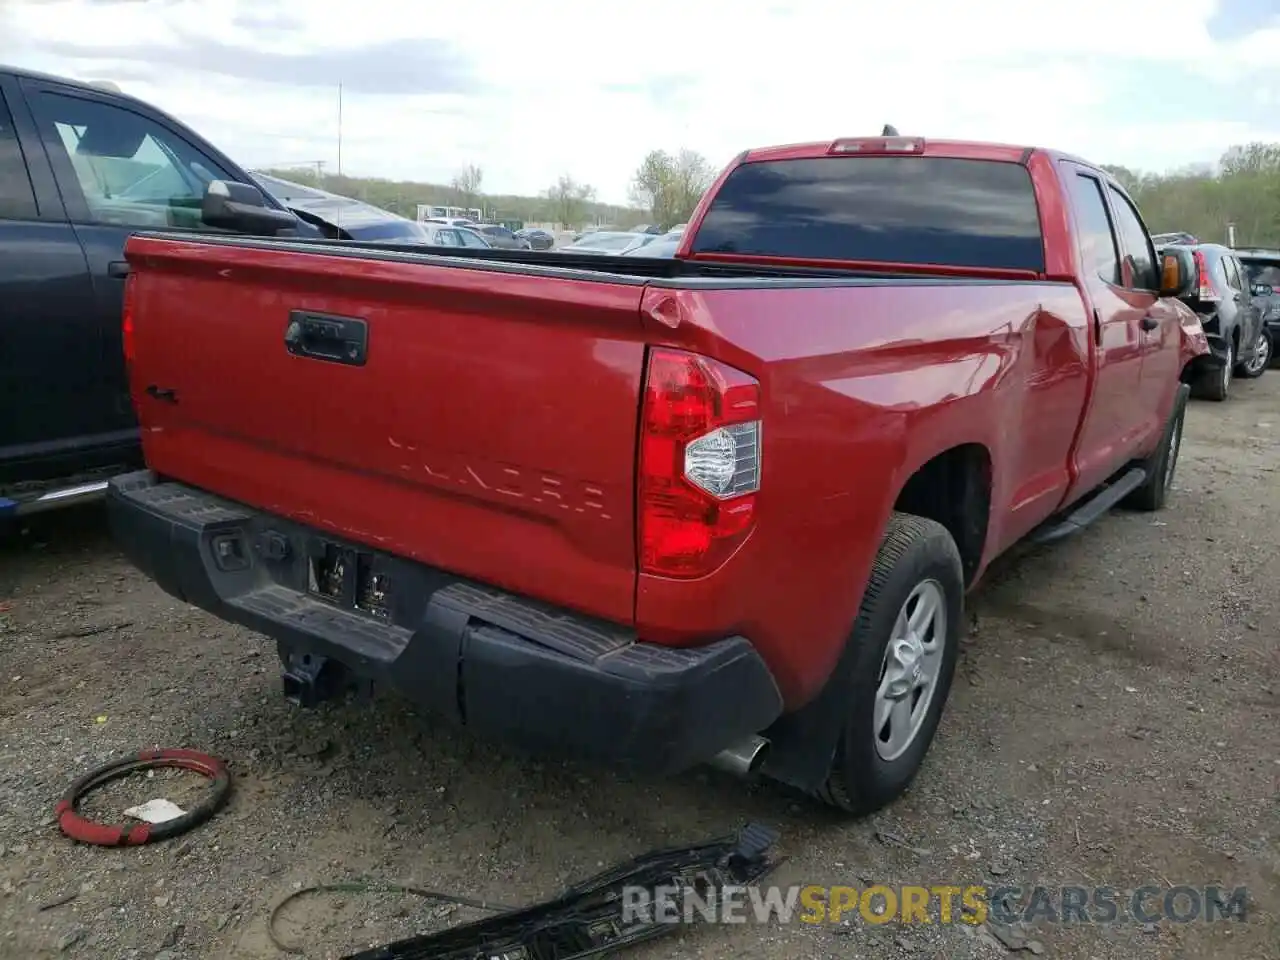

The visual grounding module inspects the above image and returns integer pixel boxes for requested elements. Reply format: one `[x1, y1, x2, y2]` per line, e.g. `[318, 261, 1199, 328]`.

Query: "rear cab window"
[689, 156, 1045, 272]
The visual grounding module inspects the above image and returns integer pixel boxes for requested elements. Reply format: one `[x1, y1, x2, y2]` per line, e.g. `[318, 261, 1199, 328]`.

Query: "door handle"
[107, 261, 130, 279]
[1140, 314, 1159, 332]
[284, 311, 368, 366]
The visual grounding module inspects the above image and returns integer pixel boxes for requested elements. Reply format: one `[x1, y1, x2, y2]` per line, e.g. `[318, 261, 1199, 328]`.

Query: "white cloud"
[4, 0, 1280, 203]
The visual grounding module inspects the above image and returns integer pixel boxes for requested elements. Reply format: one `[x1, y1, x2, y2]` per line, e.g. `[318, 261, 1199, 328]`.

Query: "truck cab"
[0, 65, 310, 519]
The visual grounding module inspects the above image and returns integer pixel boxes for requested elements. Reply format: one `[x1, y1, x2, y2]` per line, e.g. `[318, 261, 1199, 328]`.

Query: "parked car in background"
[514, 227, 555, 250]
[1152, 231, 1200, 246]
[112, 132, 1205, 816]
[420, 222, 493, 249]
[570, 224, 619, 243]
[251, 173, 432, 244]
[663, 223, 688, 239]
[423, 216, 477, 228]
[472, 223, 530, 249]
[560, 231, 654, 255]
[0, 63, 308, 520]
[1237, 248, 1280, 365]
[620, 235, 680, 258]
[1157, 241, 1268, 398]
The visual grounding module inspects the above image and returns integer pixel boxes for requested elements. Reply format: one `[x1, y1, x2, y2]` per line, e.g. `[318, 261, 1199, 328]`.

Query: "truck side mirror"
[201, 180, 299, 235]
[1158, 249, 1195, 299]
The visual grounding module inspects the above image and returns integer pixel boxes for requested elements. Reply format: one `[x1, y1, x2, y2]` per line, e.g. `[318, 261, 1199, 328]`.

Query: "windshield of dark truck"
[690, 156, 1045, 272]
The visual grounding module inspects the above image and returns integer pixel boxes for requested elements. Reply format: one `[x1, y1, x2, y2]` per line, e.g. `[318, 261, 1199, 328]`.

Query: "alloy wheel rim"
[874, 579, 947, 762]
[1246, 334, 1270, 374]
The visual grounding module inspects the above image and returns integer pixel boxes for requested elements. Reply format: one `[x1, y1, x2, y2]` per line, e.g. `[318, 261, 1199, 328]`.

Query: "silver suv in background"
[1158, 242, 1268, 400]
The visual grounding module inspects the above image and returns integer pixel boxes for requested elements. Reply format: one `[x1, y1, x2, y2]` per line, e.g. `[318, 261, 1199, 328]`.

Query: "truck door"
[1061, 165, 1149, 500]
[19, 79, 268, 442]
[1102, 183, 1180, 442]
[0, 75, 103, 478]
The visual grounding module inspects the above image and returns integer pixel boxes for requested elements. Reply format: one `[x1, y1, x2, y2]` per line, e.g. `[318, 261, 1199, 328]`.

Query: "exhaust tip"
[708, 735, 770, 778]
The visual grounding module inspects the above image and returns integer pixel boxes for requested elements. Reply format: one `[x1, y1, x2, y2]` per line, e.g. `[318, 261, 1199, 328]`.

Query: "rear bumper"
[106, 471, 783, 774]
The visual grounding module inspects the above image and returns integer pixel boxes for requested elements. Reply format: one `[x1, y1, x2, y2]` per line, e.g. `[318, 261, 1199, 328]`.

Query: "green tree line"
[259, 145, 719, 230]
[257, 166, 647, 228]
[1107, 143, 1280, 248]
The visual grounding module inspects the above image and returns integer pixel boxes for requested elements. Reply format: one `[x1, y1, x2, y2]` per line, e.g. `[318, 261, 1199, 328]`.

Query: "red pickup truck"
[108, 135, 1208, 815]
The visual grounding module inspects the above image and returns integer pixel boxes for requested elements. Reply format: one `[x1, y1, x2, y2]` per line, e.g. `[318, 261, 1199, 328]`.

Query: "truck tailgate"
[123, 235, 648, 623]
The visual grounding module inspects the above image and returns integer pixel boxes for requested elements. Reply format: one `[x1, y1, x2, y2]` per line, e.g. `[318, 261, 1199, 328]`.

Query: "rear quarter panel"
[636, 279, 1090, 706]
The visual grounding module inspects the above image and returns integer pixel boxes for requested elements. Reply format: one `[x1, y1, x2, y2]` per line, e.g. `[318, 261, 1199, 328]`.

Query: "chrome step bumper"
[0, 480, 109, 518]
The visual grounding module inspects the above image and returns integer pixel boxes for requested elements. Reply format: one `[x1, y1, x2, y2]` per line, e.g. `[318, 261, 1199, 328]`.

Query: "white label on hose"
[123, 798, 186, 824]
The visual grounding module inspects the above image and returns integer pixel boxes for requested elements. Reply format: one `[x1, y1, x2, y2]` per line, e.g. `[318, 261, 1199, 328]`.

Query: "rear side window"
[0, 93, 37, 220]
[689, 156, 1045, 272]
[1224, 257, 1243, 291]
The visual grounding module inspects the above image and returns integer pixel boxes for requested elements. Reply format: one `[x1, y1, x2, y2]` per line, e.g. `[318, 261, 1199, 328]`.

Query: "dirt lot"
[1, 380, 1278, 960]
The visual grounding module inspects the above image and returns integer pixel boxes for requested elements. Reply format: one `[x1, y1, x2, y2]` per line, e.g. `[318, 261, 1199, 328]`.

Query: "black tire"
[1236, 332, 1271, 379]
[1123, 385, 1188, 512]
[813, 512, 963, 816]
[1193, 341, 1232, 401]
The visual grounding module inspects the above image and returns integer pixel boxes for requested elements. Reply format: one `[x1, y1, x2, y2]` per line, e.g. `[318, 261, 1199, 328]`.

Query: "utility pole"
[337, 83, 343, 178]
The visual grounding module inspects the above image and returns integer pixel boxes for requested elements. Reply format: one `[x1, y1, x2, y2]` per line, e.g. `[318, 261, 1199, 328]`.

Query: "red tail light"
[1193, 250, 1218, 301]
[122, 271, 137, 366]
[638, 348, 762, 579]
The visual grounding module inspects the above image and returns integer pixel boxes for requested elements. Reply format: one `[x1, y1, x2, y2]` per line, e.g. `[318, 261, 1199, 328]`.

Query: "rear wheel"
[1237, 332, 1271, 379]
[813, 513, 963, 815]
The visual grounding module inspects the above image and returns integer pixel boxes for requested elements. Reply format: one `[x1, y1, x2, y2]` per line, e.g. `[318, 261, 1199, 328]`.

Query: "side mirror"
[1252, 283, 1273, 297]
[1158, 249, 1196, 299]
[201, 180, 299, 235]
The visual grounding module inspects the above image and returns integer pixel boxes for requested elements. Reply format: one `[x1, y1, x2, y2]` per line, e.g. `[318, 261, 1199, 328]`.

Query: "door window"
[1066, 172, 1120, 286]
[432, 229, 460, 246]
[33, 91, 231, 230]
[1105, 186, 1158, 290]
[457, 229, 489, 248]
[0, 93, 37, 220]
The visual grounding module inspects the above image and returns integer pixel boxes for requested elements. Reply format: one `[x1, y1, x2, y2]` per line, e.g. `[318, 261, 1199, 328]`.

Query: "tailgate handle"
[284, 311, 368, 366]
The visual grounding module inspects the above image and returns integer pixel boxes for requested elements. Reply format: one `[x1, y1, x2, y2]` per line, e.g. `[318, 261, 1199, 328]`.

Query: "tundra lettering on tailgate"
[393, 443, 614, 521]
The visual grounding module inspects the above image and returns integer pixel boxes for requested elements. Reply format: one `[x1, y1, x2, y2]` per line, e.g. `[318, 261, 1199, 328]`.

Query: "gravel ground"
[1, 378, 1278, 960]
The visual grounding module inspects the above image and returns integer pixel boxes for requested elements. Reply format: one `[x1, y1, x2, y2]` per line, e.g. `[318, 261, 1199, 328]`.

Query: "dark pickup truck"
[109, 134, 1207, 814]
[0, 65, 308, 520]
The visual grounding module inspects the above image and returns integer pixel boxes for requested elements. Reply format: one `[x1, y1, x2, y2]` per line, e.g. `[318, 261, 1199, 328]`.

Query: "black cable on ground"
[266, 881, 519, 956]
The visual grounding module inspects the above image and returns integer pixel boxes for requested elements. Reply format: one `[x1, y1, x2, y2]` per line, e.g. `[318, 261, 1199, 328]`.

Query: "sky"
[2, 0, 1280, 205]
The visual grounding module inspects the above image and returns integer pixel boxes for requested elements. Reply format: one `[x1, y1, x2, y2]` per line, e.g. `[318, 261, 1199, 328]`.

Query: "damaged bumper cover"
[106, 471, 783, 774]
[347, 822, 781, 960]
